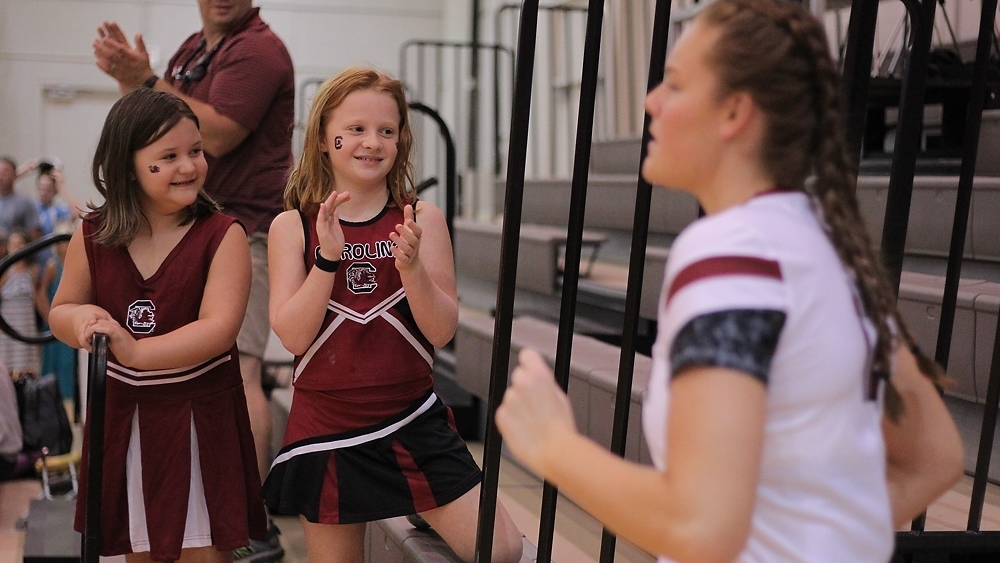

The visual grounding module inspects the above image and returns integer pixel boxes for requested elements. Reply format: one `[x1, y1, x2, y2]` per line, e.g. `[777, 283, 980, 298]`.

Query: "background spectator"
[31, 159, 82, 266]
[0, 157, 40, 240]
[0, 231, 41, 377]
[35, 162, 82, 233]
[36, 221, 76, 400]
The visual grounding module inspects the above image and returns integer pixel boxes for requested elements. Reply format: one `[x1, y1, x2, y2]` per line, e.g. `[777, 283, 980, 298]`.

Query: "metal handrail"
[82, 332, 107, 563]
[399, 40, 515, 180]
[0, 232, 71, 344]
[408, 101, 458, 243]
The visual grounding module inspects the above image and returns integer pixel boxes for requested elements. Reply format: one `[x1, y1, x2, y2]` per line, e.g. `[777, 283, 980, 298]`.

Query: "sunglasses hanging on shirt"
[173, 36, 226, 83]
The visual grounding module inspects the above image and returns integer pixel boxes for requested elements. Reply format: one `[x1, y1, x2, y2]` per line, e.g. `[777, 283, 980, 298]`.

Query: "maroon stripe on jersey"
[319, 454, 341, 522]
[392, 440, 436, 512]
[667, 256, 782, 303]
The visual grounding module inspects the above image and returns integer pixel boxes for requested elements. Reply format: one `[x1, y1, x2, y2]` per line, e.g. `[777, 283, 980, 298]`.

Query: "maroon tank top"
[82, 212, 243, 400]
[292, 205, 434, 403]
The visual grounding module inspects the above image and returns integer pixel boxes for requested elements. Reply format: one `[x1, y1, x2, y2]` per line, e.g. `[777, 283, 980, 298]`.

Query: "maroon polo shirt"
[166, 8, 294, 235]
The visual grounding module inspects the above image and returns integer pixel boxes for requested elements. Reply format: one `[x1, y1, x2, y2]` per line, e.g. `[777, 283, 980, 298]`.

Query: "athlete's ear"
[718, 90, 757, 141]
[319, 137, 328, 153]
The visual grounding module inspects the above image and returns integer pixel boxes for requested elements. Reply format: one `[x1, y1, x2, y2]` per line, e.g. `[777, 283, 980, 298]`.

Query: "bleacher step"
[366, 516, 538, 563]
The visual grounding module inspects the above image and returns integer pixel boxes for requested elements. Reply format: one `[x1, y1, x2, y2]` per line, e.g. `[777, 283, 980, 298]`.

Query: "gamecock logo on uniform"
[127, 299, 156, 334]
[346, 262, 377, 294]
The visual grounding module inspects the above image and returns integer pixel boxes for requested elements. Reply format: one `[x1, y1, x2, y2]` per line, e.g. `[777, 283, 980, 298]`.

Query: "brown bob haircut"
[90, 88, 219, 246]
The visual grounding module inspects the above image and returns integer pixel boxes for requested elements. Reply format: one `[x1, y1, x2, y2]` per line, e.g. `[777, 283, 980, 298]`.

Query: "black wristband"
[142, 75, 158, 89]
[314, 246, 340, 272]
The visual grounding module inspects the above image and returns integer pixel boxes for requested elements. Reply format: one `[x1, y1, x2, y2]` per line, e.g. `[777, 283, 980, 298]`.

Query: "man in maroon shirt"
[92, 2, 292, 560]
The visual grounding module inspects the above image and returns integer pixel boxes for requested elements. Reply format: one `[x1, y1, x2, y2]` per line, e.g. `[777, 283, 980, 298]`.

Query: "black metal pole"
[934, 0, 997, 374]
[82, 333, 108, 563]
[935, 0, 997, 376]
[533, 2, 605, 562]
[960, 0, 1000, 530]
[969, 308, 1000, 531]
[840, 0, 879, 174]
[598, 0, 672, 561]
[475, 1, 540, 560]
[880, 0, 937, 291]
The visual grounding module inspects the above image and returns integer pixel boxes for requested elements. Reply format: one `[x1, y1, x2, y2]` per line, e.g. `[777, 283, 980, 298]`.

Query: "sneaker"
[234, 522, 284, 562]
[407, 513, 432, 530]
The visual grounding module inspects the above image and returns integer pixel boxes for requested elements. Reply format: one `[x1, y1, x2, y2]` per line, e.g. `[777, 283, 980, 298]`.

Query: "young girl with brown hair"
[497, 1, 965, 561]
[49, 88, 265, 562]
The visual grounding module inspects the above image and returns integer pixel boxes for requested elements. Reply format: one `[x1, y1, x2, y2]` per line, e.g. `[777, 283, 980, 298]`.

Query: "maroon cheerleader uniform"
[263, 203, 480, 524]
[74, 212, 267, 559]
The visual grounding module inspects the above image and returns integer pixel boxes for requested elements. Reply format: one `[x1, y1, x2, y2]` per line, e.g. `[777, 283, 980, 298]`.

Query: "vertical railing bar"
[880, 0, 936, 292]
[476, 1, 540, 560]
[533, 3, 606, 561]
[936, 0, 997, 381]
[958, 0, 1000, 532]
[82, 333, 108, 563]
[840, 0, 880, 176]
[970, 311, 1000, 532]
[598, 0, 672, 560]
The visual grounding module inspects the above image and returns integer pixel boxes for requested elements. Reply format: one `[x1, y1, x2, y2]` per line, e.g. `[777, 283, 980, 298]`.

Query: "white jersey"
[642, 191, 894, 563]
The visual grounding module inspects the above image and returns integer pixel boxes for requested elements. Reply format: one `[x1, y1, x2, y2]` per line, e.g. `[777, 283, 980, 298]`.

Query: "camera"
[37, 157, 62, 174]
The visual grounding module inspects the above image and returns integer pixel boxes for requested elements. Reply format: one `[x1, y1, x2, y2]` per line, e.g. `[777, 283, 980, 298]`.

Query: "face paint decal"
[334, 136, 343, 150]
[148, 165, 160, 173]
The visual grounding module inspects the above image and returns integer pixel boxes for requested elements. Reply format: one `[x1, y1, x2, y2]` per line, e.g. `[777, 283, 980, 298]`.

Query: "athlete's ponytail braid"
[699, 0, 946, 420]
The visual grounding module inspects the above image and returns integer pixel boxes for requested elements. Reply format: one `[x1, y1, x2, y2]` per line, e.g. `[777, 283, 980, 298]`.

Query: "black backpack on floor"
[14, 373, 73, 456]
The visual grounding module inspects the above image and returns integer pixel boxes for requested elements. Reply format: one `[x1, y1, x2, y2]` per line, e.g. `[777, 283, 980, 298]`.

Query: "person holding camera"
[34, 160, 82, 238]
